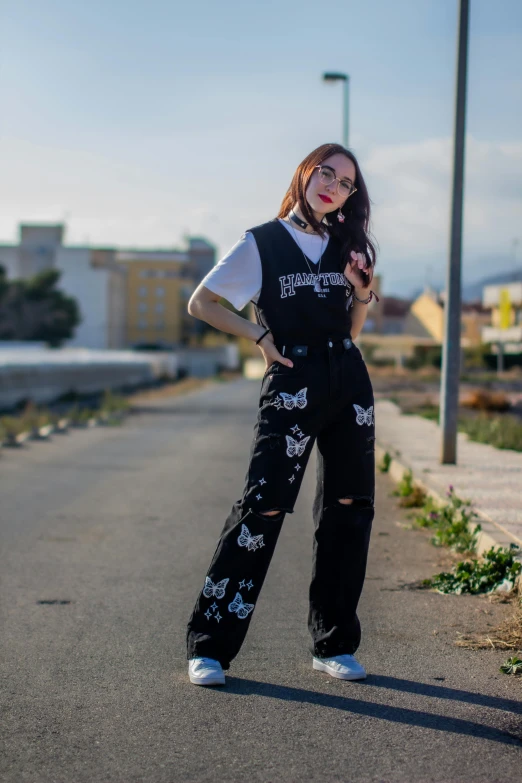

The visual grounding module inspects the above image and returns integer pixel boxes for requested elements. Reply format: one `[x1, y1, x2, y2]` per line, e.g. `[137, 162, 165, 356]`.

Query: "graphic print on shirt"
[202, 576, 229, 600]
[248, 220, 354, 358]
[237, 523, 265, 551]
[228, 591, 255, 619]
[270, 387, 308, 411]
[279, 271, 349, 299]
[353, 404, 374, 426]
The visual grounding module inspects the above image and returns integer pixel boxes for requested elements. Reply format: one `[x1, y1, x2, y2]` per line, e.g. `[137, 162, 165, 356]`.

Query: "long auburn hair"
[276, 142, 377, 286]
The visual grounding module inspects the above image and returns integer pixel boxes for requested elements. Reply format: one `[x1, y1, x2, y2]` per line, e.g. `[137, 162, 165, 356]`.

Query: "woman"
[186, 142, 378, 686]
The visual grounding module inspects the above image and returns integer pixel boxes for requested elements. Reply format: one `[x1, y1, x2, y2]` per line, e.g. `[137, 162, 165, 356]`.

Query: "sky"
[0, 0, 521, 296]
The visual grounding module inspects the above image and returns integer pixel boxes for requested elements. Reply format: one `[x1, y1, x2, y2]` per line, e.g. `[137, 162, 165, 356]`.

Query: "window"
[138, 318, 148, 329]
[156, 286, 165, 297]
[156, 321, 165, 330]
[155, 302, 165, 313]
[138, 302, 148, 313]
[139, 286, 148, 296]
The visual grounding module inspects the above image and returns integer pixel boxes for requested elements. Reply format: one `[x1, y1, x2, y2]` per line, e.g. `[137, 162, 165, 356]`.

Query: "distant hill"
[463, 269, 522, 302]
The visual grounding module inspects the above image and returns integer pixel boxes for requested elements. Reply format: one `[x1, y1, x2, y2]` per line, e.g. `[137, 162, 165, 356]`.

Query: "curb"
[375, 442, 520, 558]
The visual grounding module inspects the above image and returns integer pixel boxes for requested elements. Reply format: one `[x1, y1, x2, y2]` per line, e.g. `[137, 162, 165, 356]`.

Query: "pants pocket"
[265, 358, 308, 378]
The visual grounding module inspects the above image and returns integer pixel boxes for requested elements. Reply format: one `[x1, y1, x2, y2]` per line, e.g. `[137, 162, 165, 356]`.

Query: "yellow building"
[404, 287, 489, 347]
[116, 238, 215, 347]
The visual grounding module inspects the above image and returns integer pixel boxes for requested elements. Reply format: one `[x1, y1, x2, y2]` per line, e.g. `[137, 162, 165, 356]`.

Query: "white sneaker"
[188, 657, 225, 686]
[313, 654, 367, 680]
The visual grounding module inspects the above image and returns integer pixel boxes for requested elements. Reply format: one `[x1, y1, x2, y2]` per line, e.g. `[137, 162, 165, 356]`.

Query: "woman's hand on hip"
[256, 330, 293, 369]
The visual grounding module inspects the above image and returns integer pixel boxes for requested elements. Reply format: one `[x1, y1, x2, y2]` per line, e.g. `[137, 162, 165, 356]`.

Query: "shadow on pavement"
[215, 677, 522, 745]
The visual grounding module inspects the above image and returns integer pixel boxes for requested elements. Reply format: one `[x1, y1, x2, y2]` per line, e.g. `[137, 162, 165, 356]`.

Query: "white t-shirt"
[199, 218, 330, 312]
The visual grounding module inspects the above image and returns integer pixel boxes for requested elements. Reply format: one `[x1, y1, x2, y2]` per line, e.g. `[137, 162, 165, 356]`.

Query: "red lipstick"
[318, 194, 332, 203]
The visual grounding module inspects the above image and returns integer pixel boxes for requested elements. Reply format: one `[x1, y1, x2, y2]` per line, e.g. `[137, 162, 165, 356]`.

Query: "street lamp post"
[440, 0, 470, 464]
[322, 72, 350, 148]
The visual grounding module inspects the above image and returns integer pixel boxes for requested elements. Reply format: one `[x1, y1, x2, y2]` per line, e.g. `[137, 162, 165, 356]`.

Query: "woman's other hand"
[343, 250, 373, 290]
[256, 330, 294, 370]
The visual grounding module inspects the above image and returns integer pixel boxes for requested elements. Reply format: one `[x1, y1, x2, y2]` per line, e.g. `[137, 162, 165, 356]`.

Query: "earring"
[337, 208, 345, 223]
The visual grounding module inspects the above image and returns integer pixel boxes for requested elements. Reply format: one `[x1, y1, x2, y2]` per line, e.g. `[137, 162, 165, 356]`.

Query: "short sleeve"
[198, 231, 262, 311]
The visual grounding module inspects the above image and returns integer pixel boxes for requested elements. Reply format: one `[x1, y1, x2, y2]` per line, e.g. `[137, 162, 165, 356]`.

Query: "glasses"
[315, 165, 357, 198]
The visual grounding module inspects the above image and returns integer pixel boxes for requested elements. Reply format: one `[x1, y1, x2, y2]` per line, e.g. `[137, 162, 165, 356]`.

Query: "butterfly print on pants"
[228, 592, 255, 619]
[353, 404, 374, 426]
[237, 523, 265, 551]
[271, 388, 308, 410]
[202, 576, 229, 600]
[285, 434, 311, 458]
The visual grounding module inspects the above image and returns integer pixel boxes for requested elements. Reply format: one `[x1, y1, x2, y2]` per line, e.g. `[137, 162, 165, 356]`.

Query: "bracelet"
[353, 289, 380, 305]
[255, 327, 271, 345]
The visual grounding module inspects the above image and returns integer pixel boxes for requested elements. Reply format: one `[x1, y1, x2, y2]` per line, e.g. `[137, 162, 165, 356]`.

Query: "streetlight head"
[322, 72, 348, 82]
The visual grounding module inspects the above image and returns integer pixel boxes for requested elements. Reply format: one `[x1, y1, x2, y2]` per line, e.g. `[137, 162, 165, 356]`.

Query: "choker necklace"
[288, 210, 309, 230]
[288, 209, 326, 235]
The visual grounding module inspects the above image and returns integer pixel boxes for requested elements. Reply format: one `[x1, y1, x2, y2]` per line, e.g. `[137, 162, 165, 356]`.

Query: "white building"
[0, 224, 127, 350]
[0, 223, 216, 350]
[56, 247, 127, 349]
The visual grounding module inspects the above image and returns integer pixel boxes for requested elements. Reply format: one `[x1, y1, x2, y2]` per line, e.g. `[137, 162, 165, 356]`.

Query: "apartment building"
[0, 224, 215, 349]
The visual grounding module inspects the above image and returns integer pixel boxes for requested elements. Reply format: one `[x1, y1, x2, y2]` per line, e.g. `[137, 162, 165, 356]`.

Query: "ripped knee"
[336, 495, 374, 509]
[259, 509, 282, 516]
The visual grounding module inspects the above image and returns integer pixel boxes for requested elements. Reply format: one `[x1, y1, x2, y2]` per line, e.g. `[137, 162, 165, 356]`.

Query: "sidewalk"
[375, 400, 522, 553]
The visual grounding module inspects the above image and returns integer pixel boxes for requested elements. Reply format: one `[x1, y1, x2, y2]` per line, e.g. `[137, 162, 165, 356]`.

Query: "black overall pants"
[186, 335, 375, 670]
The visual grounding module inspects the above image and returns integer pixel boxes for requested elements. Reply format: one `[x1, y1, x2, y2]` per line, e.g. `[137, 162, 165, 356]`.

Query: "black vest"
[247, 218, 353, 344]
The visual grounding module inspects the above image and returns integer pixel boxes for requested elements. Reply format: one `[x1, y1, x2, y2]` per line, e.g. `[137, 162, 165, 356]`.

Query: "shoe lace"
[193, 657, 219, 669]
[324, 655, 356, 667]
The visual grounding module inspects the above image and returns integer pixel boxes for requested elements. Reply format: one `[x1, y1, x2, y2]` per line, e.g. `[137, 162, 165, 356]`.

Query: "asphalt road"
[1, 378, 521, 783]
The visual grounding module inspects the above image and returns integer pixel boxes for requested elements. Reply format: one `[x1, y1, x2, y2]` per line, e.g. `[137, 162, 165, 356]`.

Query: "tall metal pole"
[440, 0, 470, 464]
[322, 72, 349, 148]
[343, 76, 350, 148]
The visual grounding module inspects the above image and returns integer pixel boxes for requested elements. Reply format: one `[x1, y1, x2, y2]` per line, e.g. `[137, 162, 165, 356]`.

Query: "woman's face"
[305, 152, 357, 215]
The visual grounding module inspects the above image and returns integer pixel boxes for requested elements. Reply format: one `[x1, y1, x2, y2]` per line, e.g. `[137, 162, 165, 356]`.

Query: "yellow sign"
[499, 288, 512, 330]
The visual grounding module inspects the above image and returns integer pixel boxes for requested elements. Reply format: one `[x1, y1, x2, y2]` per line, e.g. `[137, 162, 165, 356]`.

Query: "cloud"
[364, 135, 522, 265]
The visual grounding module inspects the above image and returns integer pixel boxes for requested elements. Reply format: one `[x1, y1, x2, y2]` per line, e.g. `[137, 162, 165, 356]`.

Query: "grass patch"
[100, 388, 130, 414]
[392, 469, 427, 507]
[404, 403, 522, 452]
[424, 544, 521, 595]
[21, 401, 51, 430]
[456, 602, 522, 658]
[378, 451, 392, 473]
[414, 487, 480, 553]
[0, 415, 28, 437]
[458, 414, 522, 452]
[500, 656, 522, 676]
[403, 404, 439, 421]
